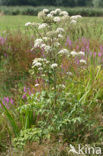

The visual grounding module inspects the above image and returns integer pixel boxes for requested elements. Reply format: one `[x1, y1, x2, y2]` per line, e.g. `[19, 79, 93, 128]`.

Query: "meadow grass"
[0, 16, 103, 31]
[0, 15, 39, 31]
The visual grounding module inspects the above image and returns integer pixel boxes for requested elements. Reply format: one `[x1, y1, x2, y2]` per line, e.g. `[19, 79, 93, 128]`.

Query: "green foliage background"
[0, 0, 103, 7]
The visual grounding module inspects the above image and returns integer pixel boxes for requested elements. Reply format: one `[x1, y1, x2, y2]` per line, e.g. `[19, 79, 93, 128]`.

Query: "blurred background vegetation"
[0, 0, 103, 7]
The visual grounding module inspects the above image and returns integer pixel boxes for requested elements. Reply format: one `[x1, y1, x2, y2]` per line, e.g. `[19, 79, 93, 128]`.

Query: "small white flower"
[38, 11, 46, 18]
[40, 44, 46, 48]
[50, 10, 56, 15]
[55, 8, 61, 14]
[80, 59, 87, 64]
[47, 14, 53, 18]
[35, 83, 40, 87]
[76, 15, 82, 18]
[70, 15, 82, 20]
[51, 63, 58, 69]
[32, 58, 42, 64]
[34, 42, 39, 48]
[33, 62, 42, 67]
[38, 23, 48, 29]
[44, 45, 52, 52]
[58, 34, 63, 38]
[38, 67, 43, 71]
[58, 49, 69, 55]
[71, 51, 78, 57]
[60, 11, 69, 16]
[53, 17, 61, 22]
[43, 9, 49, 13]
[61, 15, 69, 20]
[35, 39, 43, 44]
[34, 39, 43, 48]
[43, 37, 48, 41]
[78, 51, 85, 56]
[70, 20, 77, 24]
[56, 28, 64, 33]
[25, 22, 31, 26]
[54, 42, 60, 47]
[47, 31, 56, 37]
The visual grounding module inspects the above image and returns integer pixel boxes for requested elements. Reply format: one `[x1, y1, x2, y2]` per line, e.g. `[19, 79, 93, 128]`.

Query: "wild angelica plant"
[27, 8, 85, 104]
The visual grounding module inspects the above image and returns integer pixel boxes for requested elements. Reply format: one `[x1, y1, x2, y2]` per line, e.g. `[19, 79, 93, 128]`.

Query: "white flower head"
[55, 8, 61, 14]
[56, 28, 64, 33]
[38, 23, 48, 29]
[32, 58, 42, 64]
[53, 17, 61, 22]
[54, 42, 60, 47]
[80, 59, 87, 64]
[44, 45, 52, 52]
[58, 34, 63, 38]
[35, 83, 40, 87]
[47, 14, 53, 18]
[35, 39, 43, 44]
[70, 15, 82, 20]
[34, 39, 43, 48]
[43, 37, 48, 41]
[58, 49, 69, 55]
[25, 22, 32, 26]
[60, 11, 69, 16]
[38, 11, 46, 19]
[40, 44, 46, 48]
[70, 20, 77, 24]
[50, 10, 56, 15]
[43, 9, 49, 14]
[33, 62, 42, 67]
[78, 51, 85, 56]
[38, 67, 43, 71]
[51, 63, 58, 69]
[71, 51, 78, 57]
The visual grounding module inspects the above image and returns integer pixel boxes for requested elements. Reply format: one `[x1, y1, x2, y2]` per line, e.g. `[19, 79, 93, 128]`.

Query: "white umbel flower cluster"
[58, 34, 63, 38]
[47, 14, 53, 18]
[71, 51, 85, 57]
[56, 28, 64, 33]
[78, 51, 85, 56]
[32, 58, 49, 68]
[53, 17, 61, 22]
[71, 51, 78, 57]
[25, 22, 32, 26]
[80, 59, 87, 64]
[70, 20, 77, 24]
[58, 49, 69, 55]
[51, 63, 58, 69]
[38, 23, 48, 29]
[70, 15, 82, 20]
[55, 8, 61, 14]
[43, 9, 49, 14]
[60, 11, 69, 16]
[34, 39, 43, 48]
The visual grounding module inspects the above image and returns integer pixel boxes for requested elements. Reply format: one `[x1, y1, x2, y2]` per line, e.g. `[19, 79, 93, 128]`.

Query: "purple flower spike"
[98, 52, 102, 57]
[10, 98, 14, 104]
[24, 87, 26, 92]
[22, 94, 27, 100]
[4, 97, 9, 103]
[2, 100, 5, 105]
[93, 52, 97, 57]
[29, 91, 31, 96]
